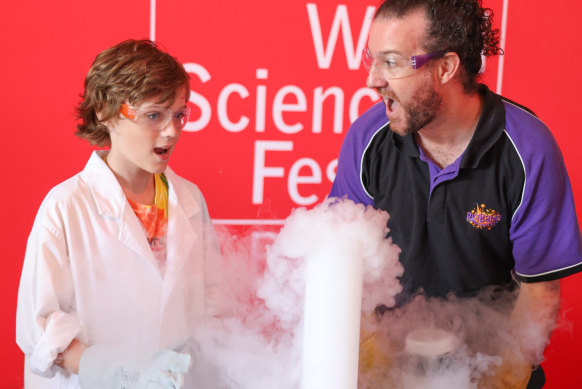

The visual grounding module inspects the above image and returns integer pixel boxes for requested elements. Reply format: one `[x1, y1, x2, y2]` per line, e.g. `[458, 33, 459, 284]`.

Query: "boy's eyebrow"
[138, 102, 188, 110]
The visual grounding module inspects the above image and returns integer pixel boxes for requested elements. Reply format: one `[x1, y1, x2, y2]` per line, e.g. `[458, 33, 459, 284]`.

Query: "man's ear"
[437, 52, 461, 84]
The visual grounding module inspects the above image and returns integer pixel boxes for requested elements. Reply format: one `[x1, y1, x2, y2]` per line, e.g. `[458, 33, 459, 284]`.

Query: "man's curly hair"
[375, 0, 502, 93]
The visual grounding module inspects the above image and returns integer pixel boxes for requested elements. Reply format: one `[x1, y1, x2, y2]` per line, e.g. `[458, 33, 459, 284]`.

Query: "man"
[330, 0, 582, 387]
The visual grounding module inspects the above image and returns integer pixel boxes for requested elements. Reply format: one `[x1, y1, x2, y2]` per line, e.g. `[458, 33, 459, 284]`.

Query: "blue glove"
[78, 346, 192, 389]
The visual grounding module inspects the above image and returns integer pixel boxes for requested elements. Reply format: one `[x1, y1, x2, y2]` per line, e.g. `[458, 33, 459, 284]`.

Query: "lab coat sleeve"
[16, 198, 81, 377]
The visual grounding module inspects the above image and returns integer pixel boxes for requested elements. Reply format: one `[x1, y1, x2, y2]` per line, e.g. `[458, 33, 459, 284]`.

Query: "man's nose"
[366, 64, 388, 89]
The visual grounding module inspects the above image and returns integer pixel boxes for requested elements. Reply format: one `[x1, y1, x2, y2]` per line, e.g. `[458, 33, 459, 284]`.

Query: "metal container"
[400, 328, 475, 389]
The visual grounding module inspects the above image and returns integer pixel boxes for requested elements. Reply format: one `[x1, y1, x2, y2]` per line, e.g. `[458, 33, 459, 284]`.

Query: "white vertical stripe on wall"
[150, 0, 156, 42]
[496, 0, 509, 94]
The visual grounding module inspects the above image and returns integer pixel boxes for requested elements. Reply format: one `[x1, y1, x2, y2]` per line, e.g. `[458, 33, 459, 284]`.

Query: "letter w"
[307, 3, 376, 70]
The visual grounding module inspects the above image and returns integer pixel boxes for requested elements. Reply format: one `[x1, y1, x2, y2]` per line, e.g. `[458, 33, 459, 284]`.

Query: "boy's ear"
[95, 107, 108, 122]
[96, 109, 115, 129]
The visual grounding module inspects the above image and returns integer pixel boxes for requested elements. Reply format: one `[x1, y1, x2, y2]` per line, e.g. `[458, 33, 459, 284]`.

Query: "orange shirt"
[128, 173, 169, 275]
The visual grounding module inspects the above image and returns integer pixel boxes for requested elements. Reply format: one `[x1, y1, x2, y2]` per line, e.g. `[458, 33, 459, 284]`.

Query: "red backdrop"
[2, 0, 581, 387]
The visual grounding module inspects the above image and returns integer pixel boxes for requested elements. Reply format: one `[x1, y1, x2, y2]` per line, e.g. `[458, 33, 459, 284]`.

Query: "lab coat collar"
[81, 150, 126, 218]
[80, 151, 159, 273]
[80, 151, 203, 285]
[163, 166, 202, 296]
[80, 150, 202, 219]
[163, 166, 201, 219]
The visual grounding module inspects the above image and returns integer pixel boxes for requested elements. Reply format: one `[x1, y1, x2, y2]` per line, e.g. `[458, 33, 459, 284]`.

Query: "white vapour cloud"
[186, 198, 550, 388]
[190, 198, 402, 388]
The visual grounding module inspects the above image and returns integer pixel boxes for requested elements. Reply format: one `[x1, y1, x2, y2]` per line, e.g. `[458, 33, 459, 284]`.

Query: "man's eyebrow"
[375, 49, 406, 57]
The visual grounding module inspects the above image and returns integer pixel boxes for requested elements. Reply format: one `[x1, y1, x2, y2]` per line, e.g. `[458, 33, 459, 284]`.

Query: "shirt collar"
[460, 84, 506, 169]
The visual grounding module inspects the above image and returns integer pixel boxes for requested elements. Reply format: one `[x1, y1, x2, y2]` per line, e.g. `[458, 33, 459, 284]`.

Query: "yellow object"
[360, 331, 387, 372]
[358, 316, 395, 388]
[478, 349, 531, 389]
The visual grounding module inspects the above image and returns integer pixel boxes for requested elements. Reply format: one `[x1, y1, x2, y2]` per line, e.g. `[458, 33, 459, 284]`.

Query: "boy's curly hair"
[75, 39, 190, 146]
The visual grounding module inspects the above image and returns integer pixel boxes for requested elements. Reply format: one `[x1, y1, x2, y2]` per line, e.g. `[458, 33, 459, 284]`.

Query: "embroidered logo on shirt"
[466, 203, 502, 230]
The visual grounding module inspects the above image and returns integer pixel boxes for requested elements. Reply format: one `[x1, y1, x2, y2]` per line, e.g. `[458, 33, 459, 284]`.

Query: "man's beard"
[388, 82, 442, 136]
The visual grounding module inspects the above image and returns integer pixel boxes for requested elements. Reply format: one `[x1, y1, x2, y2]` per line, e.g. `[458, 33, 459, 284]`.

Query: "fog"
[187, 198, 550, 388]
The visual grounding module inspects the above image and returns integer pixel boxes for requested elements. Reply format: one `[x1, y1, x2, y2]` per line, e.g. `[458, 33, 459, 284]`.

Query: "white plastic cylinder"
[301, 245, 363, 389]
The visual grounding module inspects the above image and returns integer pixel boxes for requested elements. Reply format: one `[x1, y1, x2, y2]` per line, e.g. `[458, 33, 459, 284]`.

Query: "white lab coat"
[16, 151, 220, 388]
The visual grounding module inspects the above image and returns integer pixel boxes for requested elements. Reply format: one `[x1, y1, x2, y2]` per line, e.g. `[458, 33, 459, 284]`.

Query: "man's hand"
[478, 348, 531, 389]
[479, 280, 560, 388]
[510, 280, 560, 364]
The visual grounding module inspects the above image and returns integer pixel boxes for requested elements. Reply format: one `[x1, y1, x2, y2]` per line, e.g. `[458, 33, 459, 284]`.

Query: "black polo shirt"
[330, 85, 582, 299]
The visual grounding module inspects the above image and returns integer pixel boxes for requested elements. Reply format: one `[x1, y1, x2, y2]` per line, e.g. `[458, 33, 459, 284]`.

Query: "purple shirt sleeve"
[329, 102, 388, 206]
[504, 101, 582, 280]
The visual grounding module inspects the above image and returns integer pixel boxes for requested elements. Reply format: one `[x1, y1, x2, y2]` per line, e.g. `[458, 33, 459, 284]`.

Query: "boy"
[16, 39, 218, 388]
